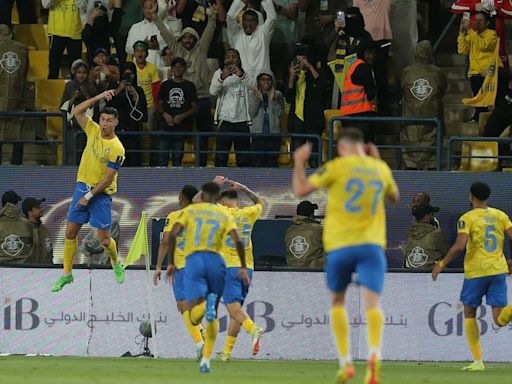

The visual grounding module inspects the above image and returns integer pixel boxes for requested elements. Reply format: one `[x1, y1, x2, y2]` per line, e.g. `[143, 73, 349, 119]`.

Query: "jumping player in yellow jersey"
[166, 182, 250, 373]
[293, 129, 399, 384]
[432, 182, 512, 371]
[153, 184, 205, 360]
[215, 178, 264, 361]
[52, 90, 125, 292]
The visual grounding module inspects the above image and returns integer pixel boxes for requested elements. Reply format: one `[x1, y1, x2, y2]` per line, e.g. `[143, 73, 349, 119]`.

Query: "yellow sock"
[242, 318, 256, 334]
[497, 306, 512, 326]
[203, 319, 219, 358]
[223, 335, 237, 354]
[366, 308, 384, 358]
[331, 306, 350, 366]
[183, 310, 203, 344]
[63, 238, 77, 274]
[190, 302, 206, 325]
[104, 238, 119, 265]
[464, 318, 482, 361]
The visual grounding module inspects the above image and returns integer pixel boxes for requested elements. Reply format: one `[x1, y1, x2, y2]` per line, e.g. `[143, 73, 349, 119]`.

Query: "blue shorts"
[460, 274, 508, 308]
[172, 268, 186, 302]
[184, 251, 226, 302]
[67, 182, 112, 230]
[222, 267, 254, 305]
[326, 244, 387, 294]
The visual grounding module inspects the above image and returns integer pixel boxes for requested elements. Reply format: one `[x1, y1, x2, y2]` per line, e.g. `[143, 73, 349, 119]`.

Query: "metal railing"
[447, 136, 512, 171]
[72, 131, 323, 167]
[432, 13, 459, 66]
[327, 116, 444, 170]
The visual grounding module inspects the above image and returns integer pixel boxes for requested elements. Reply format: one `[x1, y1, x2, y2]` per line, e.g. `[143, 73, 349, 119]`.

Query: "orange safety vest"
[340, 59, 376, 116]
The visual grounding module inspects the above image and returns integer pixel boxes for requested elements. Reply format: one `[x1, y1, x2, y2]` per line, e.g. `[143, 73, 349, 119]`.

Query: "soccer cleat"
[112, 263, 125, 284]
[199, 363, 210, 373]
[336, 363, 356, 384]
[205, 293, 218, 323]
[364, 353, 381, 384]
[251, 326, 264, 356]
[216, 351, 231, 362]
[196, 343, 204, 362]
[52, 275, 74, 292]
[461, 361, 485, 371]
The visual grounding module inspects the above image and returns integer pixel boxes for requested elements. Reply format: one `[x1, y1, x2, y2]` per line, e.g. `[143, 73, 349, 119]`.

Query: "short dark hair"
[100, 107, 119, 119]
[337, 128, 365, 143]
[171, 57, 186, 67]
[243, 10, 258, 20]
[475, 10, 491, 22]
[470, 182, 491, 201]
[161, 46, 171, 56]
[181, 185, 198, 203]
[220, 190, 238, 200]
[202, 182, 220, 197]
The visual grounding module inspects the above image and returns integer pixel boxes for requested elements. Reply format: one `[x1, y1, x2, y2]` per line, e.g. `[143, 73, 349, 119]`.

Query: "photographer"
[107, 62, 148, 167]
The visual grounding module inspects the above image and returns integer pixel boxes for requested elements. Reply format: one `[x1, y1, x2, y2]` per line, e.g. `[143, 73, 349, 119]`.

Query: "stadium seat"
[14, 24, 49, 50]
[182, 138, 196, 166]
[459, 141, 498, 172]
[278, 138, 292, 167]
[35, 79, 67, 140]
[28, 50, 49, 80]
[324, 109, 342, 134]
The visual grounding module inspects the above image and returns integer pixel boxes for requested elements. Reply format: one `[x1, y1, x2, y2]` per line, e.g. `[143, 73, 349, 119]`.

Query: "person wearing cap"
[89, 48, 120, 85]
[0, 190, 35, 263]
[404, 203, 448, 270]
[284, 200, 324, 268]
[21, 198, 53, 264]
[410, 191, 441, 228]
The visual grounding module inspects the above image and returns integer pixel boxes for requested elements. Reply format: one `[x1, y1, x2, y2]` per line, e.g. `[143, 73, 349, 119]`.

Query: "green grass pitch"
[1, 356, 511, 384]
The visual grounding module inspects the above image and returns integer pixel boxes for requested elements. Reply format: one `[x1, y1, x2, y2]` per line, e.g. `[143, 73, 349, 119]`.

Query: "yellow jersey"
[76, 118, 125, 195]
[309, 155, 398, 252]
[135, 62, 161, 108]
[163, 210, 188, 269]
[220, 204, 263, 269]
[176, 202, 237, 256]
[48, 0, 82, 39]
[457, 207, 512, 279]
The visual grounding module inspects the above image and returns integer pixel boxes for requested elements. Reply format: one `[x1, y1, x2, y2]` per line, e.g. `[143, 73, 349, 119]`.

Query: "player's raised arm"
[227, 180, 263, 206]
[229, 228, 251, 285]
[293, 143, 317, 197]
[432, 233, 469, 281]
[166, 222, 184, 283]
[73, 90, 116, 129]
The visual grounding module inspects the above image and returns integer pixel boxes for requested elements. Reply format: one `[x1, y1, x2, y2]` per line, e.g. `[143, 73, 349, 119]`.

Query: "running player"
[432, 182, 512, 371]
[53, 90, 125, 292]
[216, 178, 264, 361]
[165, 182, 250, 373]
[153, 184, 204, 360]
[293, 128, 399, 384]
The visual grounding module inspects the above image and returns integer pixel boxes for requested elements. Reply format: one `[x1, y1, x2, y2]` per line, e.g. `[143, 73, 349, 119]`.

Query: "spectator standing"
[159, 46, 174, 81]
[42, 0, 85, 79]
[285, 200, 324, 268]
[249, 72, 284, 167]
[458, 11, 500, 123]
[210, 48, 256, 167]
[116, 0, 143, 63]
[404, 203, 449, 270]
[484, 70, 512, 137]
[154, 5, 217, 166]
[89, 48, 120, 84]
[22, 198, 53, 264]
[0, 24, 28, 165]
[0, 190, 34, 263]
[226, 0, 276, 76]
[400, 40, 447, 170]
[156, 0, 183, 38]
[0, 0, 37, 27]
[153, 57, 198, 166]
[107, 62, 148, 167]
[286, 46, 327, 168]
[82, 0, 123, 67]
[81, 212, 120, 265]
[410, 191, 440, 228]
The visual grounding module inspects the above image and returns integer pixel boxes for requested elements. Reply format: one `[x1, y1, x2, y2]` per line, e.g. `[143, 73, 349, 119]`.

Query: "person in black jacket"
[106, 62, 148, 167]
[286, 45, 328, 168]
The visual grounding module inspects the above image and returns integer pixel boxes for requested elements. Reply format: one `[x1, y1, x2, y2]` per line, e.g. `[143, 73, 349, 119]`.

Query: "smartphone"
[337, 11, 345, 28]
[463, 12, 470, 21]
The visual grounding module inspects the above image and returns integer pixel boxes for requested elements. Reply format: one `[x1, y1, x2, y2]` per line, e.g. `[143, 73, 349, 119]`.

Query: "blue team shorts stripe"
[184, 251, 226, 302]
[172, 268, 186, 301]
[460, 274, 508, 308]
[67, 182, 112, 230]
[326, 244, 386, 294]
[222, 267, 254, 305]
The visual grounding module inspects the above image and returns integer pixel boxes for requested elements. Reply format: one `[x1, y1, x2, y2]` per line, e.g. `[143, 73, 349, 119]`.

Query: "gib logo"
[3, 297, 40, 330]
[428, 302, 489, 336]
[219, 301, 275, 333]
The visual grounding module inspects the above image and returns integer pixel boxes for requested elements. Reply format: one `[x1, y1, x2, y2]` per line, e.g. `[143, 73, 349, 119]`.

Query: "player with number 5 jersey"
[432, 182, 512, 372]
[293, 128, 399, 384]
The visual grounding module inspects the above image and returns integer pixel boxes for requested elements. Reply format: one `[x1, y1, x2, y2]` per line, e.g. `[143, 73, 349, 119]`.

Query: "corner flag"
[124, 212, 149, 269]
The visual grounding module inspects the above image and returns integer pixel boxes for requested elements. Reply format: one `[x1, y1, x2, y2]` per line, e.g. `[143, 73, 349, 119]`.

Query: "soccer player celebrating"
[217, 178, 264, 361]
[153, 184, 204, 360]
[293, 129, 399, 384]
[165, 182, 250, 373]
[432, 182, 512, 371]
[52, 90, 126, 292]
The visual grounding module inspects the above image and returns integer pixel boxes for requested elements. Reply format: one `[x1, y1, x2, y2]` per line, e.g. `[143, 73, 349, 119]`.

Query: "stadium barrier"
[2, 266, 511, 362]
[447, 136, 512, 171]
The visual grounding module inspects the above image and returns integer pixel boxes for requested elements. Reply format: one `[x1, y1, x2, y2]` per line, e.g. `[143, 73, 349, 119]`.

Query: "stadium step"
[443, 66, 466, 80]
[444, 105, 473, 123]
[435, 53, 466, 67]
[445, 122, 480, 137]
[446, 79, 471, 94]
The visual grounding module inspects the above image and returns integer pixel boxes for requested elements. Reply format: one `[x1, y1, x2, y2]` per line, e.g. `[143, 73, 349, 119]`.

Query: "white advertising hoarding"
[1, 268, 512, 361]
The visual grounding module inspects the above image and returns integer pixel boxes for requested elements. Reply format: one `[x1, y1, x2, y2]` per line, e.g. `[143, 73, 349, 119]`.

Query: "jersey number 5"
[344, 178, 383, 215]
[484, 225, 497, 252]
